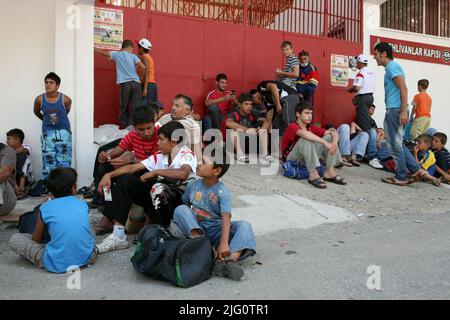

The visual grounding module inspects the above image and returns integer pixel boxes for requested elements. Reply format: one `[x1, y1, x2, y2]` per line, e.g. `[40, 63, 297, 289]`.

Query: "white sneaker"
[369, 158, 383, 169]
[259, 154, 276, 164]
[96, 233, 129, 254]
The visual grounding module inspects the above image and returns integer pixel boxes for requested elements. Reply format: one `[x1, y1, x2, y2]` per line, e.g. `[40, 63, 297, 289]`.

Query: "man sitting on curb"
[281, 101, 347, 189]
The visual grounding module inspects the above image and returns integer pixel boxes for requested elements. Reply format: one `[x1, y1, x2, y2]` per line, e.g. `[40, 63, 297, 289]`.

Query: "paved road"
[1, 209, 450, 300]
[1, 164, 449, 300]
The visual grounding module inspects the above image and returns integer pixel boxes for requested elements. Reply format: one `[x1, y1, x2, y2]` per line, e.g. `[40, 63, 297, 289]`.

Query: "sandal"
[350, 159, 361, 167]
[407, 169, 426, 185]
[323, 175, 347, 185]
[432, 177, 441, 187]
[341, 158, 353, 167]
[308, 178, 327, 189]
[381, 176, 407, 186]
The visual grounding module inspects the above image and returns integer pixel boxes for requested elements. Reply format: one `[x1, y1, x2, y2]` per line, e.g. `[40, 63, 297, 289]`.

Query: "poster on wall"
[330, 54, 350, 87]
[94, 7, 123, 50]
[348, 56, 359, 80]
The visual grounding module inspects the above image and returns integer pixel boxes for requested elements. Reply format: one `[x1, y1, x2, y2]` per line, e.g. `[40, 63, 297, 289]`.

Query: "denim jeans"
[140, 82, 158, 107]
[377, 140, 420, 174]
[337, 124, 369, 159]
[173, 205, 256, 260]
[366, 128, 378, 160]
[384, 108, 408, 181]
[41, 129, 72, 180]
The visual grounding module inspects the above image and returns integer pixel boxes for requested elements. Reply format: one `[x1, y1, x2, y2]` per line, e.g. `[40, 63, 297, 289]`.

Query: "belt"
[356, 93, 373, 97]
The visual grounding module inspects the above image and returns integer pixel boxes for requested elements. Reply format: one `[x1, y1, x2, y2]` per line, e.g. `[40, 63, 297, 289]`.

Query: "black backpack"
[18, 205, 51, 243]
[131, 224, 213, 288]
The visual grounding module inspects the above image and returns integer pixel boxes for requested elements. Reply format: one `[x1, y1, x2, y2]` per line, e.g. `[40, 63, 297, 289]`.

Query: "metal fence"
[96, 0, 363, 42]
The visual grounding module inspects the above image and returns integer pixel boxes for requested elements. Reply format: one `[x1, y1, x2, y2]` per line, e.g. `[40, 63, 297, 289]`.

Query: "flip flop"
[308, 178, 327, 189]
[323, 175, 347, 185]
[350, 159, 361, 167]
[381, 177, 407, 186]
[341, 159, 353, 167]
[432, 178, 441, 187]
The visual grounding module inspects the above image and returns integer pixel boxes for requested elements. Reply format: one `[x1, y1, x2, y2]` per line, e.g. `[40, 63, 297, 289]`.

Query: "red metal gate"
[95, 0, 363, 127]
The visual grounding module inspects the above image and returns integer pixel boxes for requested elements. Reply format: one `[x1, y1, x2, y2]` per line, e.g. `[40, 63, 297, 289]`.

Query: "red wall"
[94, 5, 362, 128]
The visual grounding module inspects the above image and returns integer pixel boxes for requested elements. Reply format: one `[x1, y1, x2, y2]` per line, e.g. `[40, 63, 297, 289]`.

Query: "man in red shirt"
[92, 106, 158, 209]
[204, 73, 239, 132]
[282, 101, 347, 189]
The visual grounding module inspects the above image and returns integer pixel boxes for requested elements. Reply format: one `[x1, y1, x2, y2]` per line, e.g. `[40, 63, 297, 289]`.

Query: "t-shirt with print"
[281, 122, 326, 161]
[280, 55, 300, 90]
[141, 145, 197, 174]
[118, 129, 159, 161]
[0, 143, 16, 189]
[413, 92, 432, 118]
[182, 179, 232, 223]
[354, 66, 376, 95]
[110, 51, 141, 84]
[384, 60, 405, 109]
[227, 110, 260, 129]
[418, 149, 436, 175]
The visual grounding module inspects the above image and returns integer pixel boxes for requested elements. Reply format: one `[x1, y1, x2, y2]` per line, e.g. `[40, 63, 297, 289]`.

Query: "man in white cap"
[347, 54, 382, 169]
[137, 38, 158, 107]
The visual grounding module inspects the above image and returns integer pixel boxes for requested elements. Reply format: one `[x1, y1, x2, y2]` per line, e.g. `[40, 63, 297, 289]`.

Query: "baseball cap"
[356, 54, 368, 64]
[138, 38, 152, 50]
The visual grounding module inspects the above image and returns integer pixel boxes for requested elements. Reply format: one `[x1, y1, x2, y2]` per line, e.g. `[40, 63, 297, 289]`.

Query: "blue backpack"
[282, 160, 326, 180]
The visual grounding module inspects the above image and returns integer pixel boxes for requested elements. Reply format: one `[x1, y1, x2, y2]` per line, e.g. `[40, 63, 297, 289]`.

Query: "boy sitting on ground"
[226, 93, 274, 164]
[412, 134, 441, 186]
[6, 129, 34, 200]
[96, 121, 197, 253]
[9, 168, 97, 273]
[173, 147, 256, 281]
[281, 101, 346, 189]
[432, 132, 450, 184]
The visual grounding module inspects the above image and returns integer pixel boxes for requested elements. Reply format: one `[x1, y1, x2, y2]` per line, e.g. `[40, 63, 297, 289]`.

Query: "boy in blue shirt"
[95, 40, 147, 128]
[9, 168, 97, 273]
[31, 72, 72, 197]
[173, 147, 256, 281]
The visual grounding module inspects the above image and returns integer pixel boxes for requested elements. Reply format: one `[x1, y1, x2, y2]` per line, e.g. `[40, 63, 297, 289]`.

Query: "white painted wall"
[363, 1, 450, 135]
[0, 0, 96, 186]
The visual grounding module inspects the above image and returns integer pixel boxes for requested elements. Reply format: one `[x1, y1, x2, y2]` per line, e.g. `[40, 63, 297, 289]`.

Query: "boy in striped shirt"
[276, 41, 300, 91]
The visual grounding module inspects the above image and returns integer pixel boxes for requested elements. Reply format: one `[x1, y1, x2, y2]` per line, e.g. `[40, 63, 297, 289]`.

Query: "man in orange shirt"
[137, 38, 158, 106]
[410, 79, 432, 141]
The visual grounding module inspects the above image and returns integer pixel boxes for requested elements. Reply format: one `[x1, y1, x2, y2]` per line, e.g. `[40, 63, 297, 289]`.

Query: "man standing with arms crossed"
[373, 42, 411, 186]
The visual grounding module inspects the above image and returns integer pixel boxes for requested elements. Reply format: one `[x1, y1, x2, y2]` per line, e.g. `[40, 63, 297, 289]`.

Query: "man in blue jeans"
[374, 42, 414, 186]
[366, 105, 384, 169]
